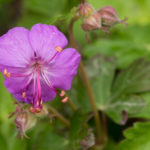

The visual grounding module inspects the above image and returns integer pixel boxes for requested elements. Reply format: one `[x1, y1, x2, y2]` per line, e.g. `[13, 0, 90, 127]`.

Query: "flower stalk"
[68, 17, 103, 142]
[47, 105, 70, 127]
[67, 98, 77, 111]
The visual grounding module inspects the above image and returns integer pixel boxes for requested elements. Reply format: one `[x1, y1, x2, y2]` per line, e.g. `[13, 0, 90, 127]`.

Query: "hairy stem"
[68, 17, 103, 142]
[47, 105, 70, 127]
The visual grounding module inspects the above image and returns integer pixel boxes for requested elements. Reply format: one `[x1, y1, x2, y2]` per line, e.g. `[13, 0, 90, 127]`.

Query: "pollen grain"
[55, 46, 63, 52]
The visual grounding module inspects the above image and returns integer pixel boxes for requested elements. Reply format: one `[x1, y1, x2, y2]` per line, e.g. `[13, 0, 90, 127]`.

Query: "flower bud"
[15, 111, 37, 139]
[10, 104, 37, 139]
[81, 12, 101, 31]
[78, 2, 94, 17]
[98, 6, 127, 28]
[15, 112, 28, 134]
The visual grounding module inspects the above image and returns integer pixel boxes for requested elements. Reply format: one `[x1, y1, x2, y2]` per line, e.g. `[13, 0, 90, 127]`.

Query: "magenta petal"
[13, 80, 36, 104]
[40, 79, 56, 103]
[13, 94, 33, 104]
[48, 48, 81, 90]
[0, 27, 34, 67]
[29, 23, 68, 62]
[13, 79, 56, 104]
[0, 65, 31, 94]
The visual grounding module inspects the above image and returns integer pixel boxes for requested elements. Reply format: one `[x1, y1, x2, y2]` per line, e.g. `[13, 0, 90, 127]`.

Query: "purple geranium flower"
[0, 23, 80, 112]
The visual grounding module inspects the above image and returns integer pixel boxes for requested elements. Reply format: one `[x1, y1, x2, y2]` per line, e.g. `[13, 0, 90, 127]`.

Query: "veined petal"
[29, 23, 68, 62]
[0, 27, 34, 67]
[47, 48, 81, 90]
[40, 79, 56, 102]
[13, 77, 56, 104]
[13, 80, 37, 104]
[14, 94, 33, 104]
[0, 65, 32, 94]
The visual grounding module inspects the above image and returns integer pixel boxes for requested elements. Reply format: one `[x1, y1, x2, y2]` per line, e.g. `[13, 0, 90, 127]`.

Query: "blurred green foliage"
[0, 0, 150, 150]
[117, 122, 150, 150]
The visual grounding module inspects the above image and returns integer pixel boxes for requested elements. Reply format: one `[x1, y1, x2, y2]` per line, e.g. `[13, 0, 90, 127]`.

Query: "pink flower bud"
[78, 2, 94, 17]
[98, 6, 127, 28]
[81, 11, 101, 31]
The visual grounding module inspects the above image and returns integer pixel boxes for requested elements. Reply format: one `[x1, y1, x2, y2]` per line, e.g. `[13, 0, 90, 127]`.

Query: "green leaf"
[105, 59, 150, 123]
[29, 122, 68, 150]
[112, 59, 150, 99]
[0, 135, 7, 150]
[17, 12, 49, 29]
[130, 93, 150, 119]
[0, 75, 15, 137]
[34, 132, 68, 150]
[106, 95, 146, 124]
[117, 122, 150, 150]
[25, 0, 67, 16]
[85, 55, 116, 110]
[17, 0, 73, 29]
[83, 56, 147, 124]
[69, 110, 94, 150]
[8, 134, 27, 150]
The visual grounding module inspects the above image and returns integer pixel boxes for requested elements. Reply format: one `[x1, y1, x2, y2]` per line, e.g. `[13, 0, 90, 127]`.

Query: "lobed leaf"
[117, 122, 150, 150]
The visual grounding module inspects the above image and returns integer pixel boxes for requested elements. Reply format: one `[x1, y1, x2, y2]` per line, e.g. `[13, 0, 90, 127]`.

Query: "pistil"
[37, 66, 42, 108]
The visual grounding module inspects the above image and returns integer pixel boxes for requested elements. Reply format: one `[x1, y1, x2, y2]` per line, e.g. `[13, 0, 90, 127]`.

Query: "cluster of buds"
[77, 2, 127, 34]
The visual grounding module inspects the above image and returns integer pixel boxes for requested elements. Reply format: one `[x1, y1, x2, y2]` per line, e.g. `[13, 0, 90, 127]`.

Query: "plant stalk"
[67, 98, 77, 111]
[68, 17, 103, 142]
[47, 105, 70, 127]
